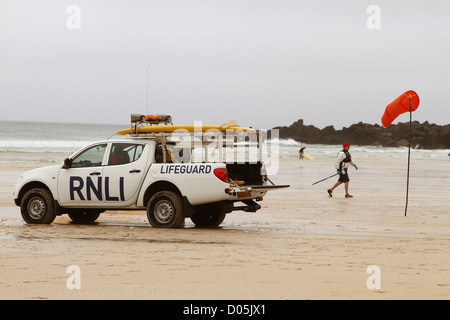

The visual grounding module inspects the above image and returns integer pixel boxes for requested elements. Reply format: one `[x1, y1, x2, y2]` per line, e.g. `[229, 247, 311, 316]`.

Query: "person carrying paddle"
[327, 142, 358, 198]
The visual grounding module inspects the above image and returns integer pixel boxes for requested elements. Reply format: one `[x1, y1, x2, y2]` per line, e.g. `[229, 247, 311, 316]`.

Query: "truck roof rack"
[124, 113, 266, 164]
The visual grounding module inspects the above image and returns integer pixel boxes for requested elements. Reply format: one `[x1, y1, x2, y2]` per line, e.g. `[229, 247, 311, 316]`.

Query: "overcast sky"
[1, 0, 449, 129]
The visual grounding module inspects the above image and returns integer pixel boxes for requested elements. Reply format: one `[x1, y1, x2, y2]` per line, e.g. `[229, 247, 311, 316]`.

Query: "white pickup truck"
[14, 116, 288, 228]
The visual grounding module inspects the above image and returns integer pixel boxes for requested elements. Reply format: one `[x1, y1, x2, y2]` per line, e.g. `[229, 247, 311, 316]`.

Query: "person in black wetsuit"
[327, 142, 358, 198]
[299, 147, 306, 160]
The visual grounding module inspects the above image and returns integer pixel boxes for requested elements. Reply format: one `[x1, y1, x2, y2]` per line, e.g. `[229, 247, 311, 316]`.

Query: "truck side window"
[71, 144, 107, 168]
[108, 143, 144, 165]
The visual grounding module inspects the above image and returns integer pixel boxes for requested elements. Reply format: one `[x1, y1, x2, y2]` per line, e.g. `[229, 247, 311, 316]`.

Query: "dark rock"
[271, 119, 450, 149]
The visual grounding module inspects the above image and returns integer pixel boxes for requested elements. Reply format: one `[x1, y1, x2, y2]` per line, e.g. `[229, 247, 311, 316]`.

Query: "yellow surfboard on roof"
[116, 118, 255, 135]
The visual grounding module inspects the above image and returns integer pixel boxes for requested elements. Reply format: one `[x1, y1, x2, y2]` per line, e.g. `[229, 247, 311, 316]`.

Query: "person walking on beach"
[299, 147, 306, 160]
[327, 142, 358, 198]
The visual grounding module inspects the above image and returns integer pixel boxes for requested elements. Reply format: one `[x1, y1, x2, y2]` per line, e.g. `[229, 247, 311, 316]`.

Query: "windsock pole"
[405, 95, 412, 217]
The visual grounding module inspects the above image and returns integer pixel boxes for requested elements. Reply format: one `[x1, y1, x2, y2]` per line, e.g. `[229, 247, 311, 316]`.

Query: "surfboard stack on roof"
[116, 114, 255, 137]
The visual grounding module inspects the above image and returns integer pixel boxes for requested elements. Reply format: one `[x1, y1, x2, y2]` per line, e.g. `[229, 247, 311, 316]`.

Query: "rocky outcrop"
[272, 119, 450, 149]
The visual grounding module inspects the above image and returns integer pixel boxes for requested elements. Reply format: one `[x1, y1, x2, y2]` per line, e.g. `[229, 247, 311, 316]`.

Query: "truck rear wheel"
[190, 205, 226, 227]
[20, 188, 56, 224]
[147, 191, 185, 228]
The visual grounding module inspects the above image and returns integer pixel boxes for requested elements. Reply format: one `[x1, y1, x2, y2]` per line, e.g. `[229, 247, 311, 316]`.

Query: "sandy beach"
[0, 149, 449, 300]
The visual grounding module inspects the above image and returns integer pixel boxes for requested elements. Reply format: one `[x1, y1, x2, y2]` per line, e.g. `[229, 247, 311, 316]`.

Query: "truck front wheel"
[147, 191, 185, 228]
[20, 188, 56, 224]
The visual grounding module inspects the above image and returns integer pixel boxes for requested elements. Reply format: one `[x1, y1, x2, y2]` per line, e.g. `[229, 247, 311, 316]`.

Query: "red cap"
[343, 142, 350, 147]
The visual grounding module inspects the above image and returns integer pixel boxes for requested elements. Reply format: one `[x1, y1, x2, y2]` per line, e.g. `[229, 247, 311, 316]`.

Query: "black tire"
[147, 191, 185, 228]
[190, 205, 226, 227]
[20, 188, 56, 224]
[68, 210, 102, 223]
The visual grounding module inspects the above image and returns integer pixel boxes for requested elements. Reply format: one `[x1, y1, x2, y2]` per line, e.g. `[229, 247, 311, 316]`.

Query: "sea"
[0, 121, 123, 152]
[0, 121, 448, 168]
[0, 121, 124, 168]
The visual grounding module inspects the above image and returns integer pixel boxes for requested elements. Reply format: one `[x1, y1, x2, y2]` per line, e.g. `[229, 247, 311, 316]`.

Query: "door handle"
[129, 169, 141, 173]
[89, 171, 101, 176]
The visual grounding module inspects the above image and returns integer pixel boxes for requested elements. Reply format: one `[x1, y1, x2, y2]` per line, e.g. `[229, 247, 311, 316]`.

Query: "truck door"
[101, 142, 147, 207]
[57, 143, 108, 206]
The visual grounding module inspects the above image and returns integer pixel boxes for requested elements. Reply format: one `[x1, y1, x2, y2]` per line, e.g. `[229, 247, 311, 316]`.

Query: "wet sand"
[0, 152, 449, 299]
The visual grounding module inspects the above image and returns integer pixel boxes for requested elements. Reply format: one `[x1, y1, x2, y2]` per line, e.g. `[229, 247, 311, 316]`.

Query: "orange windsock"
[381, 90, 420, 127]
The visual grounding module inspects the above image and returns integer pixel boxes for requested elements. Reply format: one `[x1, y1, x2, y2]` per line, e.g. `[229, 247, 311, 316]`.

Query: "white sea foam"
[268, 139, 449, 160]
[0, 139, 92, 150]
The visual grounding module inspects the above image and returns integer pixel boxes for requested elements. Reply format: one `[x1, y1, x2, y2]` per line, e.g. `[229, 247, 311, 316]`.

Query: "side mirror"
[63, 158, 72, 169]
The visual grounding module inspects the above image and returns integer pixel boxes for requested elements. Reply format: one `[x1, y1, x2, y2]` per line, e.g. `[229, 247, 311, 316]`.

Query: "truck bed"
[226, 162, 264, 186]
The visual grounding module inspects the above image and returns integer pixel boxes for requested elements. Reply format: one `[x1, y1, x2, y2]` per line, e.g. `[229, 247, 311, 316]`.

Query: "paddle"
[312, 173, 339, 185]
